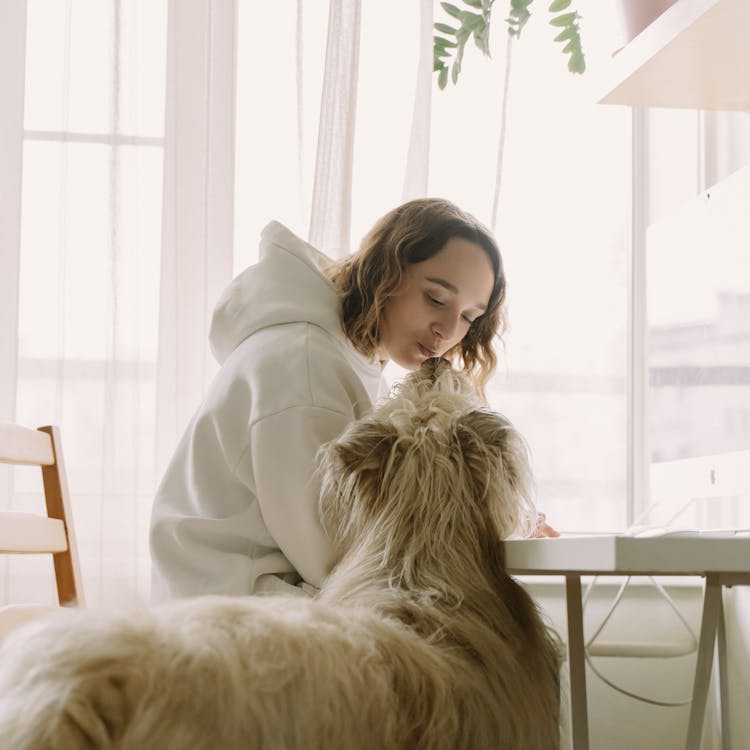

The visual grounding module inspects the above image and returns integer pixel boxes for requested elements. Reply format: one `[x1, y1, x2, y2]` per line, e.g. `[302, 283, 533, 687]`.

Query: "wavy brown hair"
[327, 198, 506, 392]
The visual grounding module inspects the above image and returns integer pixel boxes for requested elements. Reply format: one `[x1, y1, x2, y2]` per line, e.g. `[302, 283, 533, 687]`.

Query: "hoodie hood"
[210, 222, 344, 364]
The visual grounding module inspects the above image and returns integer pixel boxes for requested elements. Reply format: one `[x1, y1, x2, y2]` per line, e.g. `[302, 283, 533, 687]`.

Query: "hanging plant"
[433, 0, 585, 89]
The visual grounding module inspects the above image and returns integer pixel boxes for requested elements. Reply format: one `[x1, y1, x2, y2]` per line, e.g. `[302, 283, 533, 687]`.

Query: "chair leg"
[38, 426, 84, 606]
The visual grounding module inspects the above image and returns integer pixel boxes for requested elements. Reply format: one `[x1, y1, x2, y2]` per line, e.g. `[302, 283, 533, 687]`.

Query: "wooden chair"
[0, 423, 84, 637]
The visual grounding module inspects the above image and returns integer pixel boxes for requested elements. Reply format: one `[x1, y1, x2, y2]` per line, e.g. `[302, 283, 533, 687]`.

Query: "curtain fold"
[0, 0, 28, 604]
[401, 0, 432, 203]
[295, 0, 306, 214]
[0, 0, 27, 430]
[308, 0, 362, 259]
[155, 0, 237, 478]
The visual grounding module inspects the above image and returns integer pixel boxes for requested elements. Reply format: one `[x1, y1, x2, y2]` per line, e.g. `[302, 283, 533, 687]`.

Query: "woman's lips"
[418, 343, 438, 358]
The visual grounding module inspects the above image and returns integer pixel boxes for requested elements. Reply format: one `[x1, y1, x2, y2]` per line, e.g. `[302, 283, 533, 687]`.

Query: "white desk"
[504, 534, 750, 750]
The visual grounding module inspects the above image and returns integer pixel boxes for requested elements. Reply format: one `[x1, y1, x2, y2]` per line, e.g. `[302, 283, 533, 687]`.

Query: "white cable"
[631, 495, 708, 530]
[583, 575, 629, 649]
[577, 502, 738, 706]
[582, 575, 698, 707]
[584, 650, 693, 707]
[649, 576, 698, 652]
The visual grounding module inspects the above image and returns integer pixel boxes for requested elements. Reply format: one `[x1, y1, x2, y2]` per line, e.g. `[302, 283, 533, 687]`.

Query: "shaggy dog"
[0, 360, 561, 750]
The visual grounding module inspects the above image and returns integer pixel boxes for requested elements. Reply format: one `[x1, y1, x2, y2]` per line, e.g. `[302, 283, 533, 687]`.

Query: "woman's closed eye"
[425, 292, 476, 326]
[425, 292, 445, 308]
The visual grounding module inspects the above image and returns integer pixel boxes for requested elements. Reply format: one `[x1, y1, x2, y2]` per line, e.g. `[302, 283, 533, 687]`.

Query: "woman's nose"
[432, 312, 460, 343]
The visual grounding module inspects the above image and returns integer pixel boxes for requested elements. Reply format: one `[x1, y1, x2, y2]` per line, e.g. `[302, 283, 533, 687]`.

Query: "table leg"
[717, 593, 730, 750]
[686, 576, 722, 750]
[566, 575, 589, 750]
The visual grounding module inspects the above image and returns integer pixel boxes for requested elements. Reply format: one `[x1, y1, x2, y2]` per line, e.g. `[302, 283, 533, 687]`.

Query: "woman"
[150, 198, 553, 602]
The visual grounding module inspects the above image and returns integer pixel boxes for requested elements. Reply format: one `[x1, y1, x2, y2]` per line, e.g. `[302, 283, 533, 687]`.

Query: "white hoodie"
[149, 222, 386, 601]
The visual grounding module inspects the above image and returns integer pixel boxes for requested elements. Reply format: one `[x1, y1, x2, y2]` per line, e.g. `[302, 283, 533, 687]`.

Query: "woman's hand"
[533, 512, 560, 538]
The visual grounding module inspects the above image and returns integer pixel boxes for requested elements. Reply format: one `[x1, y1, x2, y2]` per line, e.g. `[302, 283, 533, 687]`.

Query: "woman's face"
[378, 237, 494, 370]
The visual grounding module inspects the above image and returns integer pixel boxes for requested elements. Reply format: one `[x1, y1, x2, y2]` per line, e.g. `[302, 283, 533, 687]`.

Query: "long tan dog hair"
[0, 359, 561, 750]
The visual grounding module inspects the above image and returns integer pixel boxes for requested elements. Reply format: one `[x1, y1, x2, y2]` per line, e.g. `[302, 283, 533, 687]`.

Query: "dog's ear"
[318, 420, 400, 548]
[328, 421, 399, 475]
[455, 408, 536, 541]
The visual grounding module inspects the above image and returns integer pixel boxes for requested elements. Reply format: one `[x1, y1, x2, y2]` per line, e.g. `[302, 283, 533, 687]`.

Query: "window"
[645, 116, 750, 530]
[432, 2, 630, 532]
[235, 0, 632, 532]
[14, 0, 167, 603]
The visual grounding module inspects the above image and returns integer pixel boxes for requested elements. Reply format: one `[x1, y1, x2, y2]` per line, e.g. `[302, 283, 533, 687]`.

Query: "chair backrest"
[0, 423, 84, 607]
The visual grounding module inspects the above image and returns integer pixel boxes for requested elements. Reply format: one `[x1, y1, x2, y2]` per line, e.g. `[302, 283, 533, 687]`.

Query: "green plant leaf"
[434, 22, 459, 35]
[507, 0, 532, 38]
[568, 50, 585, 73]
[553, 26, 576, 42]
[456, 26, 471, 45]
[459, 10, 485, 31]
[434, 35, 458, 48]
[434, 0, 585, 87]
[473, 24, 491, 54]
[441, 2, 463, 20]
[549, 11, 577, 26]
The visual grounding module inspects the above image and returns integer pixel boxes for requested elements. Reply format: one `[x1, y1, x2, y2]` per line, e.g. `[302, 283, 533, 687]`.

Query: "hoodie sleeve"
[248, 404, 351, 588]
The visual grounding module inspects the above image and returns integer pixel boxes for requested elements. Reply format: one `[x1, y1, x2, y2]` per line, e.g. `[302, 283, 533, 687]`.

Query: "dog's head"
[319, 359, 537, 585]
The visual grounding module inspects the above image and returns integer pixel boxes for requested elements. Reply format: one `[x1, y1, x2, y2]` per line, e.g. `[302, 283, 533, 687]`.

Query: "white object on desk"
[504, 534, 750, 750]
[629, 526, 750, 538]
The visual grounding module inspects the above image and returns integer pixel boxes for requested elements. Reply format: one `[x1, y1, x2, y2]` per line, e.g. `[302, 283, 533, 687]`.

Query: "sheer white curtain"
[0, 0, 26, 466]
[0, 0, 238, 607]
[1, 0, 170, 607]
[155, 0, 237, 475]
[0, 1, 28, 601]
[0, 0, 404, 607]
[402, 0, 434, 203]
[308, 0, 361, 260]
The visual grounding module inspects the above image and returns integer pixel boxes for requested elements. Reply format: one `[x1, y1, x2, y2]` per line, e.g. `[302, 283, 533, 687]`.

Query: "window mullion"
[627, 107, 649, 527]
[23, 130, 164, 147]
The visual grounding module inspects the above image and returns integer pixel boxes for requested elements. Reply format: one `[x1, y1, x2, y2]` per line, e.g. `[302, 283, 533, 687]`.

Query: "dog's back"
[0, 593, 555, 750]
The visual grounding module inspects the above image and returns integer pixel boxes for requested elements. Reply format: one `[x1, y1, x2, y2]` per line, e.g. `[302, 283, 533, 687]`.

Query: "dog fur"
[0, 359, 561, 750]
